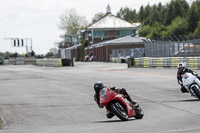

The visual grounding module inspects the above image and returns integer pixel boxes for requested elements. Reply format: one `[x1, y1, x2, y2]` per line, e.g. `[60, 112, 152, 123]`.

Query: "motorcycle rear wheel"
[191, 86, 200, 100]
[110, 102, 129, 121]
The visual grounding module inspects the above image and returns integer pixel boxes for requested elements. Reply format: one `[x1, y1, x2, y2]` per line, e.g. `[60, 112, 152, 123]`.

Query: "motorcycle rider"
[93, 81, 138, 119]
[177, 62, 200, 93]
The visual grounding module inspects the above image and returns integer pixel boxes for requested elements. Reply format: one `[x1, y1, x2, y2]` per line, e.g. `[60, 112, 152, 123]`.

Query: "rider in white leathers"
[177, 62, 200, 93]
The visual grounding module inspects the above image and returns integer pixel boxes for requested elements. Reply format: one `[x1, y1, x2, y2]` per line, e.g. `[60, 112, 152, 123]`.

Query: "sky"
[0, 0, 192, 55]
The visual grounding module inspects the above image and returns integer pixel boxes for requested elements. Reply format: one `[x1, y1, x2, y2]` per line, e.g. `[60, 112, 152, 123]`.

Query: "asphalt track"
[0, 62, 200, 133]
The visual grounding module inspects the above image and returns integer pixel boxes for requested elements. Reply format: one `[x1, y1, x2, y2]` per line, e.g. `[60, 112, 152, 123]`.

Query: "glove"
[178, 80, 182, 85]
[98, 104, 104, 108]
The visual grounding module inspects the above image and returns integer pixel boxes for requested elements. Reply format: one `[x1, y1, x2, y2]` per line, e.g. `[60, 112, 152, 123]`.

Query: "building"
[61, 5, 144, 62]
[85, 35, 145, 62]
[63, 34, 80, 48]
[82, 5, 141, 46]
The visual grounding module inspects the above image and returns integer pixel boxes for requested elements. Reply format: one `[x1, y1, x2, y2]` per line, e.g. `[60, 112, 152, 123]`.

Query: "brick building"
[62, 5, 145, 62]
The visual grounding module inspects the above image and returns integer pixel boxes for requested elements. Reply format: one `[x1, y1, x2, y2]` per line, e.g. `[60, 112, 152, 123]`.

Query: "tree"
[165, 0, 189, 25]
[80, 40, 87, 61]
[147, 22, 166, 39]
[164, 17, 188, 37]
[194, 21, 200, 36]
[139, 6, 145, 22]
[58, 8, 88, 34]
[92, 12, 105, 23]
[187, 0, 200, 33]
[139, 25, 151, 37]
[117, 7, 138, 22]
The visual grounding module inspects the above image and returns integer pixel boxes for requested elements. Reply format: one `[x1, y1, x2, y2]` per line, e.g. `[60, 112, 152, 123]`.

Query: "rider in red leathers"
[93, 81, 138, 118]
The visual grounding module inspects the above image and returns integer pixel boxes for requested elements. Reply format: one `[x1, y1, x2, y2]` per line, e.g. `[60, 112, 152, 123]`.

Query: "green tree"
[139, 6, 145, 22]
[58, 8, 88, 34]
[80, 40, 88, 61]
[194, 21, 200, 35]
[117, 7, 138, 22]
[147, 22, 166, 39]
[138, 25, 151, 37]
[165, 0, 189, 25]
[164, 17, 188, 37]
[92, 12, 105, 23]
[187, 0, 200, 33]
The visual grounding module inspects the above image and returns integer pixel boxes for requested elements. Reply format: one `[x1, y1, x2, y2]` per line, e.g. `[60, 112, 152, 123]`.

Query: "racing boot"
[180, 86, 188, 93]
[127, 96, 139, 108]
[106, 110, 114, 119]
[120, 88, 139, 108]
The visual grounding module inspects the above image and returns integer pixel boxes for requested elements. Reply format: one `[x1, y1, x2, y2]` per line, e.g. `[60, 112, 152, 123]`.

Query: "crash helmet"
[177, 62, 186, 73]
[94, 81, 104, 93]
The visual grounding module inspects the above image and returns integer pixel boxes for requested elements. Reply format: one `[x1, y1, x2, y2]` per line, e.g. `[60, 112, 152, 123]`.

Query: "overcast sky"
[0, 0, 192, 55]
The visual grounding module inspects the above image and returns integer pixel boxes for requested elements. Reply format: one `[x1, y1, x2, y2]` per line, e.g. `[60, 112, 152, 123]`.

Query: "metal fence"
[110, 48, 145, 58]
[145, 36, 200, 57]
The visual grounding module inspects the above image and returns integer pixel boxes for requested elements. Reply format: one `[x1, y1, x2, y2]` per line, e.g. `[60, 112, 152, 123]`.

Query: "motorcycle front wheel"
[110, 102, 129, 121]
[133, 106, 144, 119]
[191, 86, 200, 100]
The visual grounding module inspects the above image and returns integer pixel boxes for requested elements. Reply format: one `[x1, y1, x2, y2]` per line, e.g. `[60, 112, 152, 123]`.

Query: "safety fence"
[8, 57, 36, 65]
[145, 38, 200, 57]
[3, 58, 75, 67]
[35, 58, 75, 67]
[110, 57, 128, 63]
[127, 57, 200, 69]
[36, 59, 63, 67]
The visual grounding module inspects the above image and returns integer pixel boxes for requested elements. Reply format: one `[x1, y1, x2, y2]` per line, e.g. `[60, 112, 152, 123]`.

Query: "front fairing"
[100, 88, 136, 117]
[182, 73, 196, 88]
[99, 88, 117, 106]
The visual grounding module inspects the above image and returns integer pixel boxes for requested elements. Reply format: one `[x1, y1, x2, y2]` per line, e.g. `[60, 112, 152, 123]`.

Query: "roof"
[87, 14, 139, 29]
[85, 36, 145, 50]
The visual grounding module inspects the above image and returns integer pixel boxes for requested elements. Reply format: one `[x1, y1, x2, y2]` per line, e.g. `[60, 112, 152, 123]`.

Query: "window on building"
[94, 31, 103, 38]
[85, 32, 88, 40]
[72, 36, 78, 45]
[116, 31, 120, 37]
[120, 30, 133, 37]
[72, 36, 78, 42]
[104, 31, 109, 38]
[65, 36, 72, 42]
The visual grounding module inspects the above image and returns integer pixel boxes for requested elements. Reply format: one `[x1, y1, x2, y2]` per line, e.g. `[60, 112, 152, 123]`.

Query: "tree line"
[116, 0, 200, 39]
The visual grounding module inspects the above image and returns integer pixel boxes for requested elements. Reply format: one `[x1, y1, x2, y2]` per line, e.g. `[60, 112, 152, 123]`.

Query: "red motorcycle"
[99, 88, 144, 121]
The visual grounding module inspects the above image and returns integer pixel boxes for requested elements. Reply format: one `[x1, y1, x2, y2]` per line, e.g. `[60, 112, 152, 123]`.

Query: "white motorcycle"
[182, 72, 200, 99]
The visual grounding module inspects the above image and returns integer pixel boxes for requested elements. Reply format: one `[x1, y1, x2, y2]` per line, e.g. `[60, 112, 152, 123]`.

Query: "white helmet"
[177, 62, 186, 72]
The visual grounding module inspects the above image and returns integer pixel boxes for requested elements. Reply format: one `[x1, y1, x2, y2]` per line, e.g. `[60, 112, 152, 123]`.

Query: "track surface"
[0, 62, 200, 133]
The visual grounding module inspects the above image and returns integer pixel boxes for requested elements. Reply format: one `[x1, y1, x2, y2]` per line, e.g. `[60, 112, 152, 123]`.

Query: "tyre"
[191, 86, 200, 100]
[110, 102, 129, 121]
[134, 106, 144, 119]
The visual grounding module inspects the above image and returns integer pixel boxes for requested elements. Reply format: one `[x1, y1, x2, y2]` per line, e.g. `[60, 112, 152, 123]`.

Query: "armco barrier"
[171, 57, 184, 68]
[143, 57, 150, 68]
[163, 57, 171, 68]
[36, 58, 62, 67]
[156, 58, 164, 68]
[8, 58, 16, 65]
[24, 57, 36, 65]
[16, 57, 24, 65]
[134, 58, 139, 67]
[127, 57, 200, 69]
[186, 57, 199, 69]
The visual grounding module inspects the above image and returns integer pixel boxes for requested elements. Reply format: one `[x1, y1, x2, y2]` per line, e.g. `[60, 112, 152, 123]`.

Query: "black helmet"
[94, 81, 104, 93]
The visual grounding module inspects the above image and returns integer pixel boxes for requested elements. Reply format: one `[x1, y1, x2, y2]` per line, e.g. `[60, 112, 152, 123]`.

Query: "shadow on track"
[177, 99, 200, 102]
[92, 118, 136, 123]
